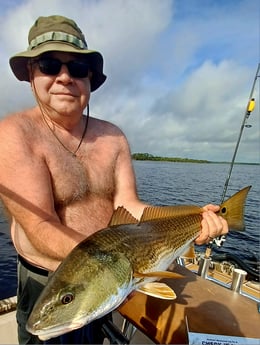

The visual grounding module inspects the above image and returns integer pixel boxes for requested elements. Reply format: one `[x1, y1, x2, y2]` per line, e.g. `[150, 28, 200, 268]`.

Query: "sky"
[0, 0, 259, 163]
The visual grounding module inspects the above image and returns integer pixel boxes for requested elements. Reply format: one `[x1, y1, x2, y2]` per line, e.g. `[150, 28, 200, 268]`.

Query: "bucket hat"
[9, 15, 106, 92]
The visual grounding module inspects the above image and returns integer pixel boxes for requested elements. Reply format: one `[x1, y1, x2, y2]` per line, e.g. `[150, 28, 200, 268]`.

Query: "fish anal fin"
[109, 207, 139, 226]
[133, 271, 184, 279]
[140, 205, 202, 222]
[137, 282, 176, 300]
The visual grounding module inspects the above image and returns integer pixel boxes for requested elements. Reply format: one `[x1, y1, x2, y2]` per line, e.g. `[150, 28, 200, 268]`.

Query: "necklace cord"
[30, 71, 90, 157]
[41, 105, 89, 157]
[73, 104, 89, 155]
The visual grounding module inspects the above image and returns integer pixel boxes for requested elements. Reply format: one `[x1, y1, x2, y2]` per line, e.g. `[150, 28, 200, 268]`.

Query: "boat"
[119, 259, 260, 344]
[0, 296, 17, 344]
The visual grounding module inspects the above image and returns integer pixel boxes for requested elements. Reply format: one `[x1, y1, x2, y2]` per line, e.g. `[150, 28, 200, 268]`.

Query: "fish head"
[26, 248, 133, 340]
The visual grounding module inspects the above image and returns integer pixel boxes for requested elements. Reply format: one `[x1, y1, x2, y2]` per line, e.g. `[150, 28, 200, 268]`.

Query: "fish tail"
[217, 186, 251, 230]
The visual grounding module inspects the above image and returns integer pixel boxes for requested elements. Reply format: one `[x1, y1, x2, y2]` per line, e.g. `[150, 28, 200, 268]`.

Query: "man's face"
[30, 51, 92, 118]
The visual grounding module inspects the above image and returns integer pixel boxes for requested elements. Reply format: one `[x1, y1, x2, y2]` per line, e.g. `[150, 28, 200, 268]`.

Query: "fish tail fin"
[218, 186, 251, 230]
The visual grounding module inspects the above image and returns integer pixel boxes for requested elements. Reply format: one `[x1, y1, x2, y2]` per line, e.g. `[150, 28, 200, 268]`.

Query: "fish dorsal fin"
[109, 206, 139, 226]
[140, 205, 202, 222]
[137, 282, 176, 300]
[133, 271, 184, 279]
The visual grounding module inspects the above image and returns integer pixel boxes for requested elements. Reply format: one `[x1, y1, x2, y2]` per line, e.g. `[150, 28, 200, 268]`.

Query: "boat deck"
[0, 310, 17, 344]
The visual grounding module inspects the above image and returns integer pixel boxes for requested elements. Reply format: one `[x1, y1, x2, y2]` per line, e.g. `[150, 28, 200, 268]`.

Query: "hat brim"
[9, 42, 106, 92]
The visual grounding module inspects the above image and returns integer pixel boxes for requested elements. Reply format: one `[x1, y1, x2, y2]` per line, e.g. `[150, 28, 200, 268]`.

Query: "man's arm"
[113, 133, 148, 219]
[0, 116, 85, 264]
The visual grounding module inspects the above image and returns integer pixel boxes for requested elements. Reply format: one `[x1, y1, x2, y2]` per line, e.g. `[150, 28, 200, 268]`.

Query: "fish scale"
[84, 213, 202, 273]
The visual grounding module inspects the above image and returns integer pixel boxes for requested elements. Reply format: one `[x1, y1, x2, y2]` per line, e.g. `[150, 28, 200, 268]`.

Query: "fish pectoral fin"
[137, 282, 176, 300]
[133, 271, 184, 279]
[181, 244, 196, 259]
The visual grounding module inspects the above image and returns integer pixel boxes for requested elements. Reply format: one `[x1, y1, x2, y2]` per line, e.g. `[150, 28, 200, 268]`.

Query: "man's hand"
[195, 204, 228, 245]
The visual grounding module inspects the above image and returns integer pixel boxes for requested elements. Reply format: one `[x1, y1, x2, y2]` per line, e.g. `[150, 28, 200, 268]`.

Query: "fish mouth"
[27, 322, 84, 341]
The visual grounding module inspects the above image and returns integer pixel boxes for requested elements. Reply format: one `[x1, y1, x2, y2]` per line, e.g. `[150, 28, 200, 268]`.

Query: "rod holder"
[198, 256, 211, 279]
[176, 257, 186, 266]
[231, 268, 247, 293]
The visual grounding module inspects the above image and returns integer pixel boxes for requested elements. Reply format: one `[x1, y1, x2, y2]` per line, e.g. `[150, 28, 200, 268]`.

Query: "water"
[0, 162, 259, 299]
[0, 207, 17, 299]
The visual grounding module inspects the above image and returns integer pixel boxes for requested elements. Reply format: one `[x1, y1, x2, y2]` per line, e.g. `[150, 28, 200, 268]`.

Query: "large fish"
[27, 186, 251, 340]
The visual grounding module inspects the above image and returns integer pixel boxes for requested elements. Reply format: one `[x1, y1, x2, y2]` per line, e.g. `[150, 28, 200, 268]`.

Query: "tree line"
[131, 153, 209, 163]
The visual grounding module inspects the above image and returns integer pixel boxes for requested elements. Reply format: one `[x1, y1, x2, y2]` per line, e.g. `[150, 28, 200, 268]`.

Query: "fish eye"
[221, 207, 227, 215]
[61, 293, 74, 305]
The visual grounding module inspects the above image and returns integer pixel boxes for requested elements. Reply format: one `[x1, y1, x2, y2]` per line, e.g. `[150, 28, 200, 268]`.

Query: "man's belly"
[11, 221, 61, 272]
[11, 199, 114, 272]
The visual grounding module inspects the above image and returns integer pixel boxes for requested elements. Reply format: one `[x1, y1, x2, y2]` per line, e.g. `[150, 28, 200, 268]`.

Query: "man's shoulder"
[1, 107, 32, 121]
[90, 116, 124, 135]
[0, 107, 38, 128]
[0, 107, 41, 142]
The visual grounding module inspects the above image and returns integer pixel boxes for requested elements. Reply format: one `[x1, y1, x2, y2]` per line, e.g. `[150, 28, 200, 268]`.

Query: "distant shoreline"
[131, 153, 259, 165]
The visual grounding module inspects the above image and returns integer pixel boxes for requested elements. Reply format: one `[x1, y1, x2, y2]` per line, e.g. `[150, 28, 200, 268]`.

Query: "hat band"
[28, 31, 88, 50]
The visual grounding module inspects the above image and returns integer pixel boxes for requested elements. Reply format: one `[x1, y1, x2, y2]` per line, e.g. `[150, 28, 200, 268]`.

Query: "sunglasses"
[34, 57, 90, 78]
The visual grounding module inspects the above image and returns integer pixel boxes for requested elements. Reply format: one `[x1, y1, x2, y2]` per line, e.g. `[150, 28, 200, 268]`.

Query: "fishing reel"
[212, 235, 226, 247]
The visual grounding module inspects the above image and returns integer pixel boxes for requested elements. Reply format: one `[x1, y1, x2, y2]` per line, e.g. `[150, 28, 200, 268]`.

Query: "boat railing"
[176, 256, 260, 303]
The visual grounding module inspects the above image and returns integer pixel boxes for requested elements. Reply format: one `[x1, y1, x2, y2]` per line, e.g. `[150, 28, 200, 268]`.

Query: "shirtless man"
[0, 15, 228, 344]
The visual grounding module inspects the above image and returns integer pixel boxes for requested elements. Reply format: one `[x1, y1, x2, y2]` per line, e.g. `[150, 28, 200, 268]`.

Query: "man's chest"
[45, 146, 116, 206]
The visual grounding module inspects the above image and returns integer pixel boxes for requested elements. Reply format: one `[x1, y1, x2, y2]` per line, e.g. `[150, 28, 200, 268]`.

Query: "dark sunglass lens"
[38, 58, 62, 75]
[68, 61, 89, 78]
[36, 58, 89, 78]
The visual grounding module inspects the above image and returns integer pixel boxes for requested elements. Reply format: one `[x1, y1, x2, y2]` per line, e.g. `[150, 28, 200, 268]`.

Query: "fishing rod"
[204, 63, 260, 258]
[221, 62, 260, 204]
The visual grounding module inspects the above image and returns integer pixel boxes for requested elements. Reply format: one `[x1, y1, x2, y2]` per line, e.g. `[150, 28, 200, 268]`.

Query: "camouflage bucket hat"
[9, 15, 106, 92]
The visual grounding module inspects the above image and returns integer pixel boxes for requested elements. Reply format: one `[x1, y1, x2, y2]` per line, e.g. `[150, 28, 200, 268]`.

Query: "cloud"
[0, 0, 259, 163]
[128, 60, 258, 162]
